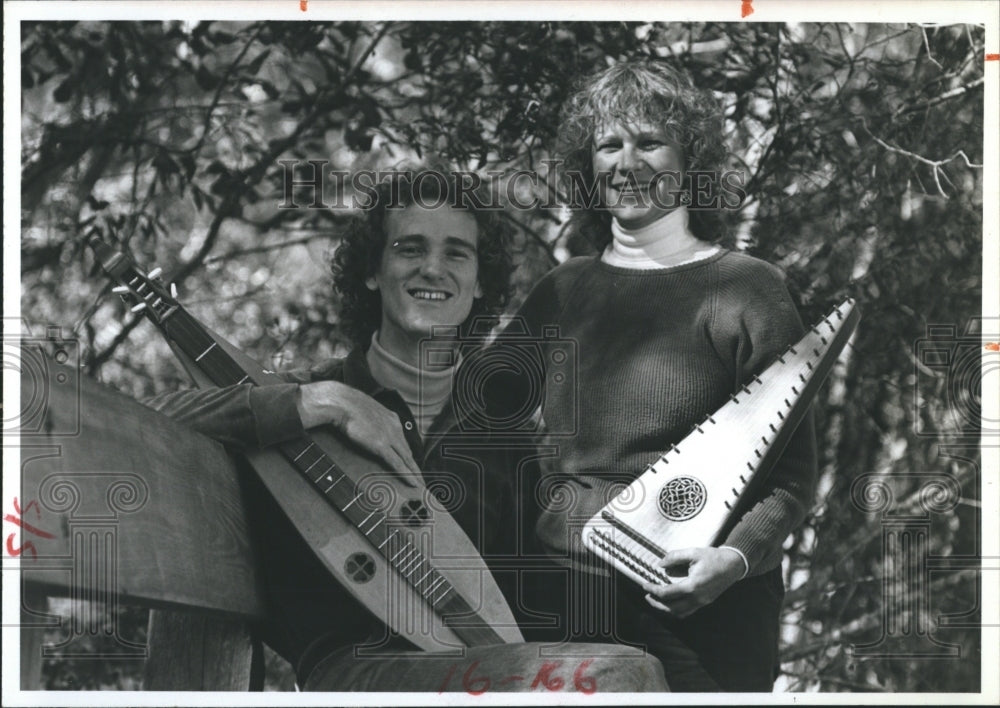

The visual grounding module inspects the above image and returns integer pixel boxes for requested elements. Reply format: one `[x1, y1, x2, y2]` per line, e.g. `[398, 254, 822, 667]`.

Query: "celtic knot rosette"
[657, 476, 707, 521]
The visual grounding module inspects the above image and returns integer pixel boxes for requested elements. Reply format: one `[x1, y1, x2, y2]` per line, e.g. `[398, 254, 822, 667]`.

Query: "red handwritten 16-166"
[438, 658, 597, 694]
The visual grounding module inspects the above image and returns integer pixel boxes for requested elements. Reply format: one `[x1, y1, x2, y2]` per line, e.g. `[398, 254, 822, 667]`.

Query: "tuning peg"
[131, 302, 147, 313]
[170, 283, 178, 298]
[148, 267, 162, 280]
[112, 285, 130, 294]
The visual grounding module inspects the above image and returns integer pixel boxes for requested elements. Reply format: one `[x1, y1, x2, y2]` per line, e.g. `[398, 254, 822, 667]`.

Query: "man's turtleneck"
[366, 332, 457, 437]
[603, 205, 719, 270]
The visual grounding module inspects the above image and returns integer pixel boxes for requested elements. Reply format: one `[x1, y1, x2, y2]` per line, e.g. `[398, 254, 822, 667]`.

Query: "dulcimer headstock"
[87, 235, 180, 327]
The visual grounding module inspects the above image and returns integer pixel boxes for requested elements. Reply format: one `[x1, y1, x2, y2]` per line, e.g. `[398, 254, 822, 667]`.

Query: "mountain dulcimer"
[88, 235, 523, 650]
[583, 299, 860, 587]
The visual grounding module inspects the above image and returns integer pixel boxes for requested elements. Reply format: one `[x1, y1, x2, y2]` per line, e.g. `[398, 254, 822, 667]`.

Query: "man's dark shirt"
[145, 347, 526, 684]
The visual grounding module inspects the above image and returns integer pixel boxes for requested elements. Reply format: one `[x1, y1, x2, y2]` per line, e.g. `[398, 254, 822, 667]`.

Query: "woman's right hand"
[297, 381, 421, 484]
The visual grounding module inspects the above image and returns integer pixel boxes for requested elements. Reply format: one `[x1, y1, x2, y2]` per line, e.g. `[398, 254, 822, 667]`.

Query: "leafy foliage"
[21, 21, 985, 692]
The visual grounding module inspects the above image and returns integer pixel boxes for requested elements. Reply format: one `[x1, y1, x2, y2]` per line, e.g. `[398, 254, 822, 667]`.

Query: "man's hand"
[641, 547, 746, 618]
[297, 381, 421, 484]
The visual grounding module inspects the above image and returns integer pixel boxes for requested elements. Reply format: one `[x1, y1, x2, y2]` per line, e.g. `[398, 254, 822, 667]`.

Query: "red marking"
[462, 660, 490, 695]
[741, 0, 754, 18]
[438, 660, 593, 694]
[6, 534, 38, 560]
[573, 659, 597, 694]
[530, 661, 565, 691]
[438, 663, 457, 693]
[300, 0, 307, 11]
[3, 513, 55, 539]
[986, 342, 1000, 351]
[5, 498, 52, 559]
[986, 54, 999, 61]
[14, 497, 41, 518]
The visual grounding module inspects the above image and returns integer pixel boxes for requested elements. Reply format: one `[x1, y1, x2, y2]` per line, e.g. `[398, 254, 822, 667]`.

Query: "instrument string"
[584, 302, 858, 590]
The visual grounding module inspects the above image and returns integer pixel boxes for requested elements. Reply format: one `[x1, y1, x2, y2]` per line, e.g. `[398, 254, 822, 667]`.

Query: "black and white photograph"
[4, 0, 997, 703]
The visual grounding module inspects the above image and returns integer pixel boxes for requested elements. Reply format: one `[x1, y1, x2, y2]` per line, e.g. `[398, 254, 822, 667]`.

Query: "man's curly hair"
[331, 171, 514, 348]
[557, 59, 730, 250]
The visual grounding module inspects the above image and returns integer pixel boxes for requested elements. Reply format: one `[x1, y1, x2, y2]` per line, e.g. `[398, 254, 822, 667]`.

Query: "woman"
[508, 60, 818, 692]
[146, 170, 668, 692]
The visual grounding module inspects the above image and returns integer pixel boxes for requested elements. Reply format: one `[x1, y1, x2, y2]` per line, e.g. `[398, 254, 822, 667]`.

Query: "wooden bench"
[16, 351, 265, 690]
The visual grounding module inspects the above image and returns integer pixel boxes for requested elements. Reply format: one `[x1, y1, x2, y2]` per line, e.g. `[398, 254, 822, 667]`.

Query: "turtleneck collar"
[366, 331, 457, 436]
[603, 206, 719, 270]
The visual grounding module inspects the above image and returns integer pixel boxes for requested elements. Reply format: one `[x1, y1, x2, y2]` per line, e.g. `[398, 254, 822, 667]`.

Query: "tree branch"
[166, 24, 395, 289]
[862, 119, 983, 198]
[187, 25, 266, 176]
[501, 212, 558, 266]
[203, 234, 330, 264]
[894, 77, 985, 118]
[86, 315, 145, 373]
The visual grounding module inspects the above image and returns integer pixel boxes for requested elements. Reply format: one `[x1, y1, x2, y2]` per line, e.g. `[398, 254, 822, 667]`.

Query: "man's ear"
[474, 280, 483, 299]
[365, 276, 379, 291]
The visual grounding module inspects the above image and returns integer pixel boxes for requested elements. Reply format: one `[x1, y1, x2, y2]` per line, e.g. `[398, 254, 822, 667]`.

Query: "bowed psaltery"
[87, 235, 523, 650]
[583, 299, 860, 587]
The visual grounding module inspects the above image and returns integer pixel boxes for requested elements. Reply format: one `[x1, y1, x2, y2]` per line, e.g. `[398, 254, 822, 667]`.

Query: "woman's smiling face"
[592, 119, 686, 229]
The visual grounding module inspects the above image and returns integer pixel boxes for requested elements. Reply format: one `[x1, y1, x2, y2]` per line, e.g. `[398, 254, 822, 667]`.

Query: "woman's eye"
[397, 245, 423, 257]
[640, 140, 665, 150]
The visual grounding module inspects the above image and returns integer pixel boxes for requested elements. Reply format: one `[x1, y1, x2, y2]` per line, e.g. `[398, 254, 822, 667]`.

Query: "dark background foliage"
[20, 20, 985, 692]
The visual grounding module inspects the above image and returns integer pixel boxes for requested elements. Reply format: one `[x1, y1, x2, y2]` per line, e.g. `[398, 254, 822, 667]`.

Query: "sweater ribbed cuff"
[718, 545, 749, 580]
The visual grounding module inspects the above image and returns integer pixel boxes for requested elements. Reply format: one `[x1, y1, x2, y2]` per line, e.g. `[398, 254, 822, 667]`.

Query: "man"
[147, 169, 668, 693]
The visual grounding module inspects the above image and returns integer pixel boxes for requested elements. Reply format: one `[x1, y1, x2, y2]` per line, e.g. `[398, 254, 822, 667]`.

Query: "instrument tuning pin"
[170, 283, 178, 298]
[131, 302, 148, 313]
[112, 285, 130, 294]
[148, 267, 163, 280]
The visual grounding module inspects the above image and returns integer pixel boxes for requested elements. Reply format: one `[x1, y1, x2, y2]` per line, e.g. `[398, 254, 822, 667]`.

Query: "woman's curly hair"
[331, 171, 514, 348]
[556, 59, 730, 250]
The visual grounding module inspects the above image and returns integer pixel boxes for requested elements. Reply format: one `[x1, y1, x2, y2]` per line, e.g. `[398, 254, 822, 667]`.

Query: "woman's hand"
[641, 547, 746, 618]
[297, 381, 421, 485]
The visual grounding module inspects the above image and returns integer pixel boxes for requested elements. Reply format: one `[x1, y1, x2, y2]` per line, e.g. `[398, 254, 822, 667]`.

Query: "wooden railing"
[15, 349, 263, 690]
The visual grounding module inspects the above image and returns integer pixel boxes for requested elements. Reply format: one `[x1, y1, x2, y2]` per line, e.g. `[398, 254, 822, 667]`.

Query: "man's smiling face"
[366, 203, 482, 354]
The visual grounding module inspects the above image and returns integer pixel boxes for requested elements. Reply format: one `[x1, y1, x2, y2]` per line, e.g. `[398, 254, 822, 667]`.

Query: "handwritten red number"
[5, 497, 54, 559]
[530, 660, 565, 691]
[462, 660, 490, 695]
[6, 534, 38, 560]
[573, 659, 597, 693]
[437, 662, 457, 693]
[3, 513, 55, 539]
[13, 497, 42, 518]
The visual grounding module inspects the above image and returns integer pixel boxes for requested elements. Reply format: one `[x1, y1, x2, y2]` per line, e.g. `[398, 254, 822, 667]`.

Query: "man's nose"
[419, 252, 446, 278]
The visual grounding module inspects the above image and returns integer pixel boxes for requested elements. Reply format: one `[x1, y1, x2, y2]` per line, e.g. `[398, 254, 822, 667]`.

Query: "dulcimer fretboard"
[88, 236, 505, 646]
